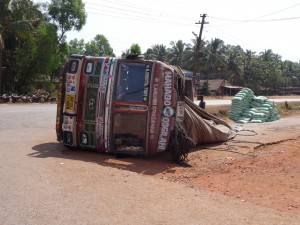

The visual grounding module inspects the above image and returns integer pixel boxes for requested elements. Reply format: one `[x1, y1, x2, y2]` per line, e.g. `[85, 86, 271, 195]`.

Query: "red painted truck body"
[56, 54, 187, 156]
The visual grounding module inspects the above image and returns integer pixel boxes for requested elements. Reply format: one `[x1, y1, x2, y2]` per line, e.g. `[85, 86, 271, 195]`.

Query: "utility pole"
[193, 14, 208, 99]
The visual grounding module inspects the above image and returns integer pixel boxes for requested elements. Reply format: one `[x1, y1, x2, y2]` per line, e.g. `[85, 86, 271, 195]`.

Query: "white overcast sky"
[36, 0, 300, 62]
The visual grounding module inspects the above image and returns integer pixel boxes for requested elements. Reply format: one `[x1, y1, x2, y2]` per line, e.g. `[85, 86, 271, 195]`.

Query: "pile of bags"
[228, 88, 280, 123]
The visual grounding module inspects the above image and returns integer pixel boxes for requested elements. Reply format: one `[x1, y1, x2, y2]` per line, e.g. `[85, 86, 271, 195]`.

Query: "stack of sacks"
[228, 88, 280, 123]
[228, 88, 254, 122]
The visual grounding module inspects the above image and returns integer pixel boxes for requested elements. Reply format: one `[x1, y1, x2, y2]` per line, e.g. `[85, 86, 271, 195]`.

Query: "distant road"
[195, 98, 300, 106]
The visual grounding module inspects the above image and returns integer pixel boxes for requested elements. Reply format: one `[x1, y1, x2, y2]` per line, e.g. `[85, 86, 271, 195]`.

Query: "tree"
[144, 44, 167, 62]
[130, 43, 141, 55]
[281, 60, 300, 94]
[84, 34, 114, 56]
[121, 48, 130, 58]
[0, 0, 42, 93]
[47, 0, 87, 52]
[243, 49, 256, 85]
[223, 45, 244, 86]
[181, 42, 194, 71]
[206, 38, 225, 77]
[167, 40, 187, 67]
[68, 38, 85, 55]
[179, 37, 208, 72]
[260, 49, 281, 63]
[245, 57, 283, 95]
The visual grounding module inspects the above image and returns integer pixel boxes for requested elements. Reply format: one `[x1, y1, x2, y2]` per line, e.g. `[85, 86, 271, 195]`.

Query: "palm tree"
[243, 49, 256, 85]
[181, 37, 208, 72]
[223, 45, 244, 85]
[260, 49, 282, 63]
[179, 40, 194, 71]
[144, 44, 167, 62]
[151, 44, 167, 62]
[167, 40, 187, 67]
[206, 38, 225, 78]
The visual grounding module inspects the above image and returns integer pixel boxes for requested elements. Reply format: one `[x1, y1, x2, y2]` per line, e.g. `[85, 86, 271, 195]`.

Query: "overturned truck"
[56, 54, 235, 162]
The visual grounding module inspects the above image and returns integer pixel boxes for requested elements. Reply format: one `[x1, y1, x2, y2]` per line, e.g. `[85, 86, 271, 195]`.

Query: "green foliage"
[1, 0, 300, 96]
[68, 38, 85, 55]
[48, 0, 87, 44]
[34, 23, 58, 74]
[9, 0, 42, 21]
[144, 44, 167, 62]
[130, 43, 141, 55]
[84, 34, 114, 56]
[167, 40, 188, 67]
[1, 0, 43, 93]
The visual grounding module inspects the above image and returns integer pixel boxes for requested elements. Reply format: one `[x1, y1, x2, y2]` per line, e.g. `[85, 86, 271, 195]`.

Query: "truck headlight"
[81, 133, 88, 145]
[63, 131, 73, 145]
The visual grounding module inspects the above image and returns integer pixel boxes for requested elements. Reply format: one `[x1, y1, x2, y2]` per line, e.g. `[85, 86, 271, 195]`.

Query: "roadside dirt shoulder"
[151, 116, 300, 215]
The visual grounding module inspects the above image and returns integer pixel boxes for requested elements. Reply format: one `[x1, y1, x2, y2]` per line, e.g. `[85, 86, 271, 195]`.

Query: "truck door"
[111, 61, 151, 154]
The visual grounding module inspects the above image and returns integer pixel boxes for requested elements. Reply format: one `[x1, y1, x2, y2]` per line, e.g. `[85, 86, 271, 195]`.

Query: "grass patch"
[276, 102, 300, 117]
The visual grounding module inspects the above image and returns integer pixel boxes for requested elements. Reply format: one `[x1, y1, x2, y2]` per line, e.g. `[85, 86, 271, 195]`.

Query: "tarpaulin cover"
[184, 97, 236, 144]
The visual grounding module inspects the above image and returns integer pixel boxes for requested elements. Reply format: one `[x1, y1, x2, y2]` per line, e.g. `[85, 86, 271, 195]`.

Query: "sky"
[36, 0, 300, 62]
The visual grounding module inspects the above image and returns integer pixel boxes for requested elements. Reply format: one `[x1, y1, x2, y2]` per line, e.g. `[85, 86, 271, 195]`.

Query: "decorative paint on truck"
[157, 67, 177, 152]
[57, 54, 185, 156]
[61, 54, 84, 147]
[147, 62, 177, 155]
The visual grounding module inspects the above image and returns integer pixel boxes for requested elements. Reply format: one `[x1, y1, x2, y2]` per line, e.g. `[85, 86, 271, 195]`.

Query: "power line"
[210, 16, 300, 23]
[209, 3, 300, 23]
[44, 2, 197, 28]
[85, 0, 196, 21]
[251, 3, 300, 20]
[85, 10, 196, 27]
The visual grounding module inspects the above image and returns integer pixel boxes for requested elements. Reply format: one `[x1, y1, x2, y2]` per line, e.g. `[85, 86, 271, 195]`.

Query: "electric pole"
[193, 14, 208, 99]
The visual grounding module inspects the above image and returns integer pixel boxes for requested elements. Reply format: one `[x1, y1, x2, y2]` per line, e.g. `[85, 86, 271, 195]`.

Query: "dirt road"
[0, 104, 300, 224]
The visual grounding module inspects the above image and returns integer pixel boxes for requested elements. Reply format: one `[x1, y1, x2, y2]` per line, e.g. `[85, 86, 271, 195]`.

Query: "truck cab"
[57, 54, 187, 156]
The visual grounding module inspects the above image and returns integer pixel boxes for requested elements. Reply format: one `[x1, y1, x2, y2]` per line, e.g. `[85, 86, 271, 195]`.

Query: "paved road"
[0, 104, 299, 225]
[195, 98, 300, 106]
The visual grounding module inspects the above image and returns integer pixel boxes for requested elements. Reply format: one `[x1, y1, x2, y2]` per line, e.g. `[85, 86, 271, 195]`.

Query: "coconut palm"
[243, 49, 256, 85]
[206, 38, 225, 76]
[181, 37, 208, 72]
[167, 40, 187, 67]
[260, 49, 282, 63]
[152, 44, 167, 62]
[223, 45, 244, 85]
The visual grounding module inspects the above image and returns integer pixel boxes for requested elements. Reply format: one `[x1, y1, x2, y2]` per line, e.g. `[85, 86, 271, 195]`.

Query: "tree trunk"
[0, 35, 3, 94]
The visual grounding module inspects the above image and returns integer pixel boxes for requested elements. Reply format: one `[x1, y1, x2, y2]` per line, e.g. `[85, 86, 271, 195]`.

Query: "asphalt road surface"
[0, 104, 299, 225]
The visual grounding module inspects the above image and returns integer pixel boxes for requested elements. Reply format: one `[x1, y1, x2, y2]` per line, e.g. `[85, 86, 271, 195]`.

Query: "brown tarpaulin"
[184, 97, 236, 144]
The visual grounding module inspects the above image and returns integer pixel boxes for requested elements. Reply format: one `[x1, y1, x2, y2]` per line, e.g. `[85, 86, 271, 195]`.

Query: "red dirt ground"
[103, 115, 300, 216]
[161, 139, 300, 215]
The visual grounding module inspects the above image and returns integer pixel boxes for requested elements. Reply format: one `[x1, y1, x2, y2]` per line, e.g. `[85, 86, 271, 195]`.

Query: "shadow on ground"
[30, 142, 181, 175]
[30, 140, 256, 176]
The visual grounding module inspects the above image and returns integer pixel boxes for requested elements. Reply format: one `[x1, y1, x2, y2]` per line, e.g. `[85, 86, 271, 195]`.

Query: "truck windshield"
[115, 62, 150, 102]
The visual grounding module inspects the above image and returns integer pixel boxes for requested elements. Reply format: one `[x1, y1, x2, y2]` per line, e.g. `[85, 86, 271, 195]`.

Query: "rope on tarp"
[168, 121, 196, 163]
